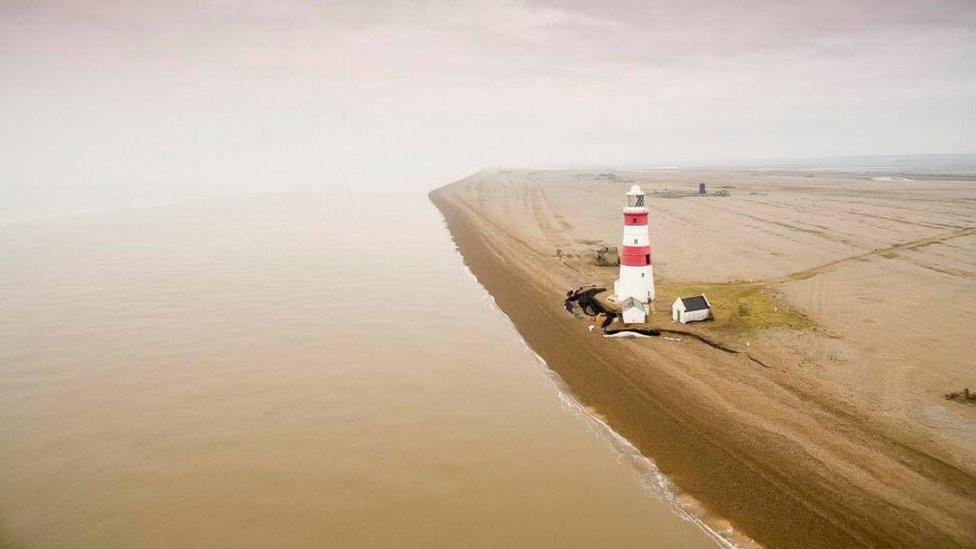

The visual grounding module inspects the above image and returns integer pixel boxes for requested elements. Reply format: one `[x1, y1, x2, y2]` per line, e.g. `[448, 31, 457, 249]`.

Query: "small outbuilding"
[620, 296, 647, 324]
[672, 294, 711, 324]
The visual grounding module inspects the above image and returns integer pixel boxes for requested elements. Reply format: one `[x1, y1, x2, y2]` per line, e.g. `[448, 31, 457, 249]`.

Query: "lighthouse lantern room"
[614, 185, 655, 322]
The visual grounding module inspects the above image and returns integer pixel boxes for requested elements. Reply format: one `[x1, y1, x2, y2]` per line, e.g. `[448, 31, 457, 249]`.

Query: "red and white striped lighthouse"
[614, 185, 655, 321]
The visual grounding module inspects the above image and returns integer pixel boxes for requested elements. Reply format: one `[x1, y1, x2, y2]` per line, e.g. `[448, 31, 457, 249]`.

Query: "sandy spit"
[429, 170, 976, 549]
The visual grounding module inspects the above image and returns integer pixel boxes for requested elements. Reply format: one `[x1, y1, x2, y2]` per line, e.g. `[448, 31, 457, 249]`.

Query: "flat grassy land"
[658, 281, 815, 336]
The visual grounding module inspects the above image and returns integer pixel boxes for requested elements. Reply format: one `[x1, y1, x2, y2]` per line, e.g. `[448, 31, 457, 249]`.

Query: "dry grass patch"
[659, 281, 815, 336]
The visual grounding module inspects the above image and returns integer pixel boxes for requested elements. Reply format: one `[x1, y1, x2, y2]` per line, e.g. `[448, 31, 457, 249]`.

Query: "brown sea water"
[0, 188, 719, 548]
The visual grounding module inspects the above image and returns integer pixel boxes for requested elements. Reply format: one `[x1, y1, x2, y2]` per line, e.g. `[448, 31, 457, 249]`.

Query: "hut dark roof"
[679, 295, 710, 311]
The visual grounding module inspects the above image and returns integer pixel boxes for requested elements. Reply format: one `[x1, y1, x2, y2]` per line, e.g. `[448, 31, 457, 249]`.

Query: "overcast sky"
[1, 1, 974, 191]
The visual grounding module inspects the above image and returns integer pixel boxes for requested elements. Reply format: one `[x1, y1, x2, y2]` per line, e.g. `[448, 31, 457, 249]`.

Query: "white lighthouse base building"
[619, 297, 647, 324]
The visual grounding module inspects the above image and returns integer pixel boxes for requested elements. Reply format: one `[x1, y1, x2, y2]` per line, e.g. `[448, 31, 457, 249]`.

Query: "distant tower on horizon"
[614, 185, 655, 322]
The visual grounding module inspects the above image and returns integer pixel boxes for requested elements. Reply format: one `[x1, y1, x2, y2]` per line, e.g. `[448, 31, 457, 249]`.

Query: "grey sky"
[2, 1, 974, 190]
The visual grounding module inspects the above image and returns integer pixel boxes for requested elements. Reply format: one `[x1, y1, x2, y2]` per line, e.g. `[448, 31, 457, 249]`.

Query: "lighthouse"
[614, 185, 654, 322]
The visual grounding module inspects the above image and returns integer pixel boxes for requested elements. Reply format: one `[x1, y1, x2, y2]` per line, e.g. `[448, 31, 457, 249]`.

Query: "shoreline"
[453, 231, 745, 549]
[429, 172, 976, 548]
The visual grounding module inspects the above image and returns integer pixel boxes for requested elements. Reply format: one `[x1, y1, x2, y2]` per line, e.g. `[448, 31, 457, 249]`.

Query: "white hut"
[620, 296, 647, 324]
[672, 295, 711, 324]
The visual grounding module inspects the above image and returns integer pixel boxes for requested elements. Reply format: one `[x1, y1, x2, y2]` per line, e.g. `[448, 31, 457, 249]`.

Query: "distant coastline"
[513, 152, 976, 177]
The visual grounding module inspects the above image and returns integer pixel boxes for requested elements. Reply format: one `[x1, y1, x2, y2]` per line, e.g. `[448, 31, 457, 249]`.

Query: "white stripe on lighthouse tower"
[614, 185, 655, 306]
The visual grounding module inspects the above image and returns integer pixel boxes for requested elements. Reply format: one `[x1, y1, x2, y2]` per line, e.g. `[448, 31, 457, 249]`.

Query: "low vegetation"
[659, 281, 815, 335]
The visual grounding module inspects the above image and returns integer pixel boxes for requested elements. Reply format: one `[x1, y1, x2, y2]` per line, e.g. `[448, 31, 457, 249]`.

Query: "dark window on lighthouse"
[633, 239, 638, 244]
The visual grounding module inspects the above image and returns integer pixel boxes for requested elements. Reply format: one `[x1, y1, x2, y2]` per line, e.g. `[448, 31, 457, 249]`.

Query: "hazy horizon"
[2, 1, 975, 195]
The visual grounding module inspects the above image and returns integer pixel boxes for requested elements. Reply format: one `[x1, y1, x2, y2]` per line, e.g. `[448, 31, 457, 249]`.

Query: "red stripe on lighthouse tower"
[624, 212, 648, 225]
[620, 245, 651, 266]
[620, 245, 650, 256]
[620, 243, 651, 266]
